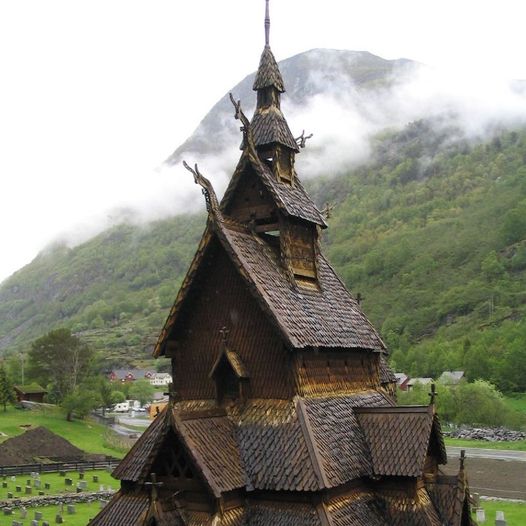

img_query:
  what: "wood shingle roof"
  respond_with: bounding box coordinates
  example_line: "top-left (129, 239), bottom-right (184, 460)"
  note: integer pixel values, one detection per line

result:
top-left (253, 45), bottom-right (285, 92)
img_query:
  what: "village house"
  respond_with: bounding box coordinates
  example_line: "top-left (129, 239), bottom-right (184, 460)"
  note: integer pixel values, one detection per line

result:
top-left (13, 383), bottom-right (47, 404)
top-left (91, 3), bottom-right (473, 525)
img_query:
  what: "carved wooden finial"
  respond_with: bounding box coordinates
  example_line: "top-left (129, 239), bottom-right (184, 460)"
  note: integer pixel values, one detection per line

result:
top-left (429, 383), bottom-right (437, 405)
top-left (265, 0), bottom-right (270, 47)
top-left (321, 202), bottom-right (335, 219)
top-left (295, 130), bottom-right (313, 149)
top-left (219, 326), bottom-right (230, 345)
top-left (460, 449), bottom-right (466, 471)
top-left (183, 161), bottom-right (221, 216)
top-left (356, 293), bottom-right (363, 305)
top-left (145, 473), bottom-right (163, 502)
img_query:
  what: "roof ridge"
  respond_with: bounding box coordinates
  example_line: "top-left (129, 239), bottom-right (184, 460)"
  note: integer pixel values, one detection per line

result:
top-left (295, 397), bottom-right (330, 489)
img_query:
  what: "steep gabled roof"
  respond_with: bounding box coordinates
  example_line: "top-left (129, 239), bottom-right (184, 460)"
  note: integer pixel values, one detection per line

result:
top-left (221, 152), bottom-right (327, 227)
top-left (113, 405), bottom-right (171, 482)
top-left (154, 216), bottom-right (385, 355)
top-left (252, 106), bottom-right (299, 151)
top-left (355, 406), bottom-right (447, 477)
top-left (253, 46), bottom-right (285, 92)
top-left (89, 491), bottom-right (150, 526)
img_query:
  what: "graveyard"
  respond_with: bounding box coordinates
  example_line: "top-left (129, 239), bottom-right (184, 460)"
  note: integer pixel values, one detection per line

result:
top-left (0, 468), bottom-right (117, 525)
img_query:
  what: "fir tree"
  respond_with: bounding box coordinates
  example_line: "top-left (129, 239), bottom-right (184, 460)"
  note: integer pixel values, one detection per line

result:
top-left (0, 365), bottom-right (14, 411)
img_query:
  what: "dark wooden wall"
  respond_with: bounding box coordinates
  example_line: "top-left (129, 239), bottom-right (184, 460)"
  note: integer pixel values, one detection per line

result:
top-left (170, 238), bottom-right (292, 400)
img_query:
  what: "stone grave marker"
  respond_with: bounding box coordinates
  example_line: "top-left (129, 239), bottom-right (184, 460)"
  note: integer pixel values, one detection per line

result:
top-left (65, 478), bottom-right (72, 486)
top-left (35, 510), bottom-right (43, 520)
top-left (59, 471), bottom-right (66, 477)
top-left (26, 479), bottom-right (31, 486)
top-left (10, 476), bottom-right (16, 482)
top-left (15, 485), bottom-right (21, 492)
top-left (31, 471), bottom-right (38, 478)
top-left (25, 485), bottom-right (32, 495)
top-left (55, 514), bottom-right (64, 524)
top-left (31, 520), bottom-right (39, 526)
top-left (99, 484), bottom-right (105, 491)
top-left (11, 521), bottom-right (22, 526)
top-left (39, 490), bottom-right (45, 495)
top-left (76, 486), bottom-right (82, 493)
top-left (67, 504), bottom-right (76, 515)
top-left (4, 508), bottom-right (12, 515)
top-left (93, 474), bottom-right (99, 483)
top-left (79, 471), bottom-right (84, 479)
top-left (43, 521), bottom-right (50, 526)
top-left (20, 508), bottom-right (27, 519)
top-left (34, 479), bottom-right (41, 488)
top-left (7, 491), bottom-right (13, 498)
top-left (495, 511), bottom-right (507, 526)
top-left (45, 482), bottom-right (51, 490)
top-left (2, 481), bottom-right (7, 488)
top-left (79, 480), bottom-right (88, 490)
top-left (99, 499), bottom-right (108, 509)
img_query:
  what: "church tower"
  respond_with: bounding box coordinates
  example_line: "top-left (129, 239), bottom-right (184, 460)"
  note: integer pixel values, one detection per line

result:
top-left (91, 3), bottom-right (474, 525)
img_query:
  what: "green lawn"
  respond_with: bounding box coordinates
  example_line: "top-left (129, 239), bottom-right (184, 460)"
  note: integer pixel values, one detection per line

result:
top-left (0, 500), bottom-right (102, 526)
top-left (474, 500), bottom-right (526, 525)
top-left (0, 405), bottom-right (125, 458)
top-left (445, 437), bottom-right (526, 451)
top-left (505, 393), bottom-right (526, 414)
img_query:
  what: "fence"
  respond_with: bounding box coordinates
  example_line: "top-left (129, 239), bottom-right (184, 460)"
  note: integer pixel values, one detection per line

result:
top-left (0, 458), bottom-right (120, 477)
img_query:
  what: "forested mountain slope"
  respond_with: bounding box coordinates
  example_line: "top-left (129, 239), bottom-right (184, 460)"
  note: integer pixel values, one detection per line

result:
top-left (1, 123), bottom-right (525, 390)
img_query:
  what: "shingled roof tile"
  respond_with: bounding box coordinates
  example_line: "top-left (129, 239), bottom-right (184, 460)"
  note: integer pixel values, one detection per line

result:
top-left (88, 491), bottom-right (149, 526)
top-left (251, 107), bottom-right (299, 151)
top-left (253, 46), bottom-right (285, 92)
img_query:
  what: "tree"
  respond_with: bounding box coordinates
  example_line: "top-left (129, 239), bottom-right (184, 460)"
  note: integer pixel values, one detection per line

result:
top-left (62, 386), bottom-right (100, 421)
top-left (97, 378), bottom-right (125, 416)
top-left (0, 365), bottom-right (15, 411)
top-left (28, 329), bottom-right (95, 403)
top-left (128, 379), bottom-right (155, 407)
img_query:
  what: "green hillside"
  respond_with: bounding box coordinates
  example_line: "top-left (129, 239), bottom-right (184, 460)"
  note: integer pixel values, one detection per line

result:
top-left (1, 121), bottom-right (526, 391)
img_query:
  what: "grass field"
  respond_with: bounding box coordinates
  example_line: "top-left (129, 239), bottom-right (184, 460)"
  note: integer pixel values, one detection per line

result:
top-left (445, 437), bottom-right (526, 451)
top-left (0, 500), bottom-right (102, 525)
top-left (0, 406), bottom-right (125, 458)
top-left (474, 500), bottom-right (526, 525)
top-left (505, 393), bottom-right (526, 414)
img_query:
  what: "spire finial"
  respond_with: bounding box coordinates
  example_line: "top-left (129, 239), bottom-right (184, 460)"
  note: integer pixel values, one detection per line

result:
top-left (265, 0), bottom-right (270, 46)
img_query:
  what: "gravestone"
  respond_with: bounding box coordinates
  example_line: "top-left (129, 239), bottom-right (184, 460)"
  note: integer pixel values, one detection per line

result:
top-left (11, 521), bottom-right (22, 526)
top-left (3, 508), bottom-right (12, 515)
top-left (7, 491), bottom-right (13, 498)
top-left (20, 508), bottom-right (27, 519)
top-left (31, 472), bottom-right (38, 478)
top-left (43, 522), bottom-right (50, 526)
top-left (45, 482), bottom-right (50, 490)
top-left (67, 504), bottom-right (76, 515)
top-left (78, 472), bottom-right (84, 479)
top-left (495, 511), bottom-right (507, 526)
top-left (39, 490), bottom-right (45, 495)
top-left (93, 475), bottom-right (99, 483)
top-left (76, 486), bottom-right (82, 493)
top-left (65, 478), bottom-right (72, 486)
top-left (79, 480), bottom-right (88, 490)
top-left (35, 511), bottom-right (43, 520)
top-left (31, 521), bottom-right (38, 526)
top-left (59, 471), bottom-right (66, 477)
top-left (99, 499), bottom-right (108, 509)
top-left (10, 476), bottom-right (16, 482)
top-left (34, 479), bottom-right (41, 489)
top-left (26, 479), bottom-right (31, 486)
top-left (15, 485), bottom-right (21, 492)
top-left (55, 514), bottom-right (64, 524)
top-left (25, 485), bottom-right (32, 495)
top-left (2, 481), bottom-right (7, 488)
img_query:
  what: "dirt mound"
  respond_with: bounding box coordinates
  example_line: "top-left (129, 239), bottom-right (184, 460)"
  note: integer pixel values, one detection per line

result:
top-left (0, 426), bottom-right (87, 466)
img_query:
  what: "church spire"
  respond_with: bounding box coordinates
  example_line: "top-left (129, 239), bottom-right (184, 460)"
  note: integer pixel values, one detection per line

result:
top-left (265, 0), bottom-right (270, 47)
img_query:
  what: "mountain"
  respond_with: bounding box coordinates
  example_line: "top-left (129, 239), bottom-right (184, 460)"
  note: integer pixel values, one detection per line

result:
top-left (1, 49), bottom-right (526, 392)
top-left (166, 48), bottom-right (419, 164)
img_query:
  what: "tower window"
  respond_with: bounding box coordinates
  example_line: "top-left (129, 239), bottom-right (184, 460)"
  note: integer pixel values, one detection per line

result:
top-left (209, 348), bottom-right (250, 404)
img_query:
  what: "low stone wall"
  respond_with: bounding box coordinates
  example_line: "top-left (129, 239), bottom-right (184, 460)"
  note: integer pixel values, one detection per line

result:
top-left (0, 490), bottom-right (116, 510)
top-left (445, 426), bottom-right (526, 441)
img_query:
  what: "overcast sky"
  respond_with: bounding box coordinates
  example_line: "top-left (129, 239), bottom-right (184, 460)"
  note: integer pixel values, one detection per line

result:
top-left (1, 0), bottom-right (526, 284)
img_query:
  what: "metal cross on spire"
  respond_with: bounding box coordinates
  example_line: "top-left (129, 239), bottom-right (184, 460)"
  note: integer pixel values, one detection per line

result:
top-left (265, 0), bottom-right (271, 46)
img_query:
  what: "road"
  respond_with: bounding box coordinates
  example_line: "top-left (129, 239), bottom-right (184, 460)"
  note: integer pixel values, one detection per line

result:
top-left (447, 446), bottom-right (526, 462)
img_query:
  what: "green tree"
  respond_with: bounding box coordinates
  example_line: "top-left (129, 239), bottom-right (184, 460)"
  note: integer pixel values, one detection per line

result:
top-left (28, 329), bottom-right (95, 403)
top-left (97, 378), bottom-right (126, 416)
top-left (128, 379), bottom-right (155, 407)
top-left (0, 365), bottom-right (15, 411)
top-left (61, 387), bottom-right (100, 422)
